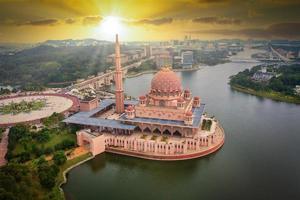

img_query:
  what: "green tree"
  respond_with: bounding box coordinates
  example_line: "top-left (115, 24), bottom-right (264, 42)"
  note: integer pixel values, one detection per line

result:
top-left (53, 151), bottom-right (67, 165)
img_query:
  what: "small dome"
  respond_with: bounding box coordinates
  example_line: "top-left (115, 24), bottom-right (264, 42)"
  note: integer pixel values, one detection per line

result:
top-left (178, 98), bottom-right (185, 102)
top-left (126, 105), bottom-right (134, 111)
top-left (151, 67), bottom-right (182, 93)
top-left (186, 111), bottom-right (193, 116)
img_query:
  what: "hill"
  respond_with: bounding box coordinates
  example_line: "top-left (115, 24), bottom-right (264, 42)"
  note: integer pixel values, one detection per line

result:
top-left (0, 43), bottom-right (115, 88)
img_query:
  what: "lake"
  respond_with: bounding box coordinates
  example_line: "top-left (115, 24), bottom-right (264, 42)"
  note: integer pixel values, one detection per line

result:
top-left (63, 49), bottom-right (300, 200)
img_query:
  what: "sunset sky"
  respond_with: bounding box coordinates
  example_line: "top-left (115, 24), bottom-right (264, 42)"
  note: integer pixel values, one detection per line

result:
top-left (0, 0), bottom-right (300, 43)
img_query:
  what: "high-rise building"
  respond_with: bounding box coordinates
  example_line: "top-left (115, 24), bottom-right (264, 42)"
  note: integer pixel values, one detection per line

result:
top-left (155, 54), bottom-right (173, 68)
top-left (144, 45), bottom-right (151, 57)
top-left (181, 51), bottom-right (194, 68)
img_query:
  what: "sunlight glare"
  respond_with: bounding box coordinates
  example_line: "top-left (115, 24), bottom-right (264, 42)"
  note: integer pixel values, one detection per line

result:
top-left (94, 16), bottom-right (127, 41)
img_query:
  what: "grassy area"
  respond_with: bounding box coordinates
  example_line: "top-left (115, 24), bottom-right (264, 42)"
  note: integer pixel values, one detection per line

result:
top-left (0, 99), bottom-right (46, 115)
top-left (13, 131), bottom-right (76, 156)
top-left (231, 84), bottom-right (300, 104)
top-left (201, 119), bottom-right (212, 131)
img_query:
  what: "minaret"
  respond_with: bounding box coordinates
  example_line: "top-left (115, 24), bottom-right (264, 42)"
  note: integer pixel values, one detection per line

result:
top-left (114, 34), bottom-right (124, 113)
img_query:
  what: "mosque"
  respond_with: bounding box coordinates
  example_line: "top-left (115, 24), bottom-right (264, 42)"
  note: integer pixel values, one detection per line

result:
top-left (64, 35), bottom-right (225, 160)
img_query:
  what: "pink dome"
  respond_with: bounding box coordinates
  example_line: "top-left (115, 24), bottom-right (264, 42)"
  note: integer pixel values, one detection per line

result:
top-left (126, 105), bottom-right (134, 111)
top-left (151, 67), bottom-right (182, 93)
top-left (178, 98), bottom-right (185, 102)
top-left (186, 111), bottom-right (193, 116)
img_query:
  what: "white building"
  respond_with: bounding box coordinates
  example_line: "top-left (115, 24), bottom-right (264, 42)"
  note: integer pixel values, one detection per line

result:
top-left (181, 51), bottom-right (194, 68)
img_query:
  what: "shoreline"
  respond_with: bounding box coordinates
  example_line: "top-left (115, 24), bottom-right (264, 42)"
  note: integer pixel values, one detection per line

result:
top-left (230, 84), bottom-right (300, 104)
top-left (56, 153), bottom-right (94, 200)
top-left (125, 66), bottom-right (202, 78)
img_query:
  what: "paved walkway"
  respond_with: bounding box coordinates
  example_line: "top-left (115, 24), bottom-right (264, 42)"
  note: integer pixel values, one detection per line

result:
top-left (0, 129), bottom-right (9, 166)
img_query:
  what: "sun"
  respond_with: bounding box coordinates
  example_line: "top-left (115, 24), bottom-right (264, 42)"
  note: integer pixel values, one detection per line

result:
top-left (101, 16), bottom-right (123, 34)
top-left (94, 16), bottom-right (127, 41)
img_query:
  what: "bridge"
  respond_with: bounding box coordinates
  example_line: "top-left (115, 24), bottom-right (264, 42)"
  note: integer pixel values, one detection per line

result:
top-left (230, 58), bottom-right (261, 63)
top-left (270, 46), bottom-right (291, 63)
top-left (72, 57), bottom-right (153, 90)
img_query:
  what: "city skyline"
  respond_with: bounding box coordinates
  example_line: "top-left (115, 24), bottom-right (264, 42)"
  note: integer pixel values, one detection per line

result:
top-left (0, 0), bottom-right (300, 43)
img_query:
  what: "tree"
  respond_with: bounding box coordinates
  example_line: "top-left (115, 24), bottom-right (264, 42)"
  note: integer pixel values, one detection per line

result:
top-left (35, 131), bottom-right (50, 143)
top-left (18, 152), bottom-right (31, 163)
top-left (54, 139), bottom-right (75, 151)
top-left (38, 171), bottom-right (55, 189)
top-left (53, 151), bottom-right (67, 165)
top-left (0, 163), bottom-right (37, 200)
top-left (37, 162), bottom-right (59, 189)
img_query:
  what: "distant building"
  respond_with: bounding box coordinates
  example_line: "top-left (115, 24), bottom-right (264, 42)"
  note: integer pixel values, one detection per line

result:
top-left (252, 72), bottom-right (274, 82)
top-left (155, 54), bottom-right (173, 68)
top-left (144, 45), bottom-right (151, 57)
top-left (286, 51), bottom-right (296, 59)
top-left (206, 43), bottom-right (216, 51)
top-left (106, 54), bottom-right (129, 64)
top-left (173, 56), bottom-right (182, 66)
top-left (294, 85), bottom-right (300, 96)
top-left (261, 66), bottom-right (267, 73)
top-left (252, 67), bottom-right (274, 82)
top-left (106, 49), bottom-right (144, 64)
top-left (181, 51), bottom-right (194, 68)
top-left (151, 47), bottom-right (168, 57)
top-left (217, 43), bottom-right (228, 51)
top-left (228, 43), bottom-right (243, 53)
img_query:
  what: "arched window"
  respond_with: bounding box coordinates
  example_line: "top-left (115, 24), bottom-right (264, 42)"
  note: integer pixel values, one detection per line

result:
top-left (143, 127), bottom-right (151, 133)
top-left (163, 129), bottom-right (171, 135)
top-left (153, 128), bottom-right (161, 134)
top-left (173, 130), bottom-right (181, 137)
top-left (134, 126), bottom-right (142, 132)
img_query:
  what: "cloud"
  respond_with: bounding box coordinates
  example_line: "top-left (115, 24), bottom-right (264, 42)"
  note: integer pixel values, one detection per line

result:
top-left (192, 17), bottom-right (242, 25)
top-left (65, 18), bottom-right (76, 24)
top-left (20, 19), bottom-right (59, 26)
top-left (82, 15), bottom-right (102, 25)
top-left (196, 0), bottom-right (230, 3)
top-left (247, 9), bottom-right (263, 18)
top-left (186, 22), bottom-right (300, 39)
top-left (134, 17), bottom-right (173, 26)
top-left (267, 22), bottom-right (300, 37)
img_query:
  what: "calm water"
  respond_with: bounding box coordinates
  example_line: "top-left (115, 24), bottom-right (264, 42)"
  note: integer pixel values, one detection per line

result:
top-left (63, 50), bottom-right (300, 200)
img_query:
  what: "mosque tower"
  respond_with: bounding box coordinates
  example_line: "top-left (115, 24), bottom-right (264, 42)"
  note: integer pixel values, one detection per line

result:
top-left (114, 34), bottom-right (124, 113)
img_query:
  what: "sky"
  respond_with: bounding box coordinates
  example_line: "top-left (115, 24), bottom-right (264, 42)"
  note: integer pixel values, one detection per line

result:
top-left (0, 0), bottom-right (300, 43)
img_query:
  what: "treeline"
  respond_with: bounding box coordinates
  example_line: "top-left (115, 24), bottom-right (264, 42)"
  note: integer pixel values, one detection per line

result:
top-left (0, 44), bottom-right (115, 88)
top-left (0, 153), bottom-right (67, 200)
top-left (230, 64), bottom-right (300, 96)
top-left (0, 163), bottom-right (42, 199)
top-left (6, 113), bottom-right (77, 163)
top-left (128, 59), bottom-right (157, 73)
top-left (195, 50), bottom-right (229, 66)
